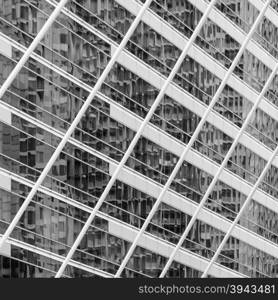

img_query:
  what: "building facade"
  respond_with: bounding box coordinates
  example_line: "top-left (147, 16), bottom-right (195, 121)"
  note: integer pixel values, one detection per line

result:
top-left (0, 0), bottom-right (278, 278)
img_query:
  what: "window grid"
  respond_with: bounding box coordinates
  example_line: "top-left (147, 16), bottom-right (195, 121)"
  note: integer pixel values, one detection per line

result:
top-left (1, 0), bottom-right (278, 278)
top-left (115, 0), bottom-right (274, 278)
top-left (0, 0), bottom-right (154, 277)
top-left (160, 0), bottom-right (277, 278)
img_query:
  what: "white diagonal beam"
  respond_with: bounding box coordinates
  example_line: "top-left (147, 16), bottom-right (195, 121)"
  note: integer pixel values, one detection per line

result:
top-left (54, 0), bottom-right (219, 278)
top-left (0, 0), bottom-right (69, 101)
top-left (0, 0), bottom-right (153, 255)
top-left (115, 0), bottom-right (272, 278)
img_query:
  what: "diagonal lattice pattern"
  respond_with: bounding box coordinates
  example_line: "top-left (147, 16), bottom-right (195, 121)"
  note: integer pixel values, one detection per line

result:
top-left (0, 0), bottom-right (278, 278)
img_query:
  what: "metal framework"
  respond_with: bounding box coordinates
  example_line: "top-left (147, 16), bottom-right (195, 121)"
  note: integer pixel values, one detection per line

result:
top-left (57, 0), bottom-right (219, 278)
top-left (0, 0), bottom-right (70, 250)
top-left (0, 0), bottom-right (277, 278)
top-left (115, 0), bottom-right (273, 278)
top-left (159, 0), bottom-right (274, 277)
